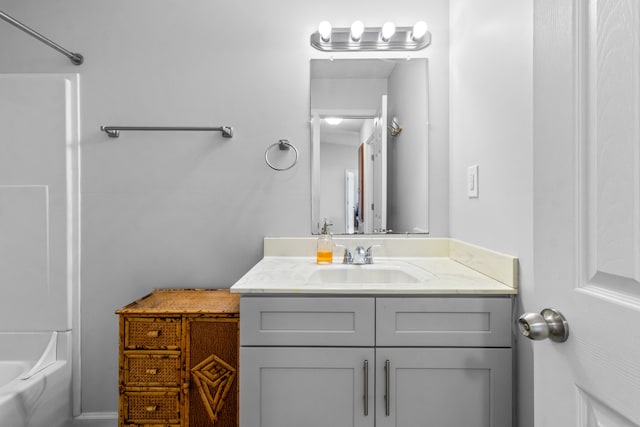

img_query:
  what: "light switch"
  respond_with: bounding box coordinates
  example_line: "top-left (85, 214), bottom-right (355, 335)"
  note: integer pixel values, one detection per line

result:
top-left (467, 165), bottom-right (479, 198)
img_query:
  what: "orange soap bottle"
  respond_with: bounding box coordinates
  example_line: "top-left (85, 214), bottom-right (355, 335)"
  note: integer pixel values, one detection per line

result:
top-left (316, 219), bottom-right (334, 264)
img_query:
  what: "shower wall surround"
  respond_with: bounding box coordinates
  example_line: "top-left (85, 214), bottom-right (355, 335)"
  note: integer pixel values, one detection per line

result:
top-left (0, 74), bottom-right (79, 333)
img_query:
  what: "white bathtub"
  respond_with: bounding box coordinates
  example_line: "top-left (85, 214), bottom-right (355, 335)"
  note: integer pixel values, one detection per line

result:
top-left (0, 331), bottom-right (71, 427)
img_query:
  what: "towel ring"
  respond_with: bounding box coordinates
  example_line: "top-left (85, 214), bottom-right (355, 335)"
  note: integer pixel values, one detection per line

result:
top-left (265, 139), bottom-right (298, 171)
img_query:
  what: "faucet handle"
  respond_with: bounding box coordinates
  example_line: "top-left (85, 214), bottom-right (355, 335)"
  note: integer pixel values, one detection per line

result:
top-left (342, 248), bottom-right (353, 264)
top-left (364, 245), bottom-right (381, 264)
top-left (349, 246), bottom-right (366, 264)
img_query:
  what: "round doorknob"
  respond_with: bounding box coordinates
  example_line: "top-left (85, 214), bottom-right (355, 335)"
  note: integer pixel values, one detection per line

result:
top-left (518, 308), bottom-right (569, 342)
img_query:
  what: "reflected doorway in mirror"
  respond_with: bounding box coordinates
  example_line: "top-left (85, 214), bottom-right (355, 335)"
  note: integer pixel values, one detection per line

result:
top-left (310, 58), bottom-right (429, 234)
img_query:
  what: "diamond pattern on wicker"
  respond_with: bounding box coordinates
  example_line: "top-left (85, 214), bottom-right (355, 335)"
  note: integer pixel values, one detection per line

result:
top-left (190, 354), bottom-right (237, 424)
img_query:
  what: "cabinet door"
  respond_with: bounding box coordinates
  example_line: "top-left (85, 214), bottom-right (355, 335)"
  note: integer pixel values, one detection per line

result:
top-left (376, 348), bottom-right (511, 427)
top-left (187, 318), bottom-right (239, 427)
top-left (240, 347), bottom-right (374, 427)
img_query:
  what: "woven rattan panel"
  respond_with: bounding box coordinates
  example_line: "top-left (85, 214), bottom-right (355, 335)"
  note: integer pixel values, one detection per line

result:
top-left (124, 392), bottom-right (180, 423)
top-left (125, 318), bottom-right (181, 349)
top-left (124, 352), bottom-right (181, 387)
top-left (117, 289), bottom-right (240, 315)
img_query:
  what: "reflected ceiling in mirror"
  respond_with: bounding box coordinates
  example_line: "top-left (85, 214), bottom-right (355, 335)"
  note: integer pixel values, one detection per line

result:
top-left (310, 58), bottom-right (429, 235)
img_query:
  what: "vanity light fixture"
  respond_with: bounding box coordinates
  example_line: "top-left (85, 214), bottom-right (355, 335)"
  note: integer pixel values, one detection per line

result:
top-left (380, 22), bottom-right (396, 42)
top-left (388, 117), bottom-right (403, 137)
top-left (310, 20), bottom-right (431, 51)
top-left (318, 21), bottom-right (332, 42)
top-left (324, 117), bottom-right (343, 125)
top-left (411, 21), bottom-right (428, 41)
top-left (350, 20), bottom-right (365, 42)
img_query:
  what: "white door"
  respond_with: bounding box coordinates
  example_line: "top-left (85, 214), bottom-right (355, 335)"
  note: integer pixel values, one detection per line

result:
top-left (370, 95), bottom-right (387, 233)
top-left (345, 169), bottom-right (357, 234)
top-left (532, 1), bottom-right (640, 425)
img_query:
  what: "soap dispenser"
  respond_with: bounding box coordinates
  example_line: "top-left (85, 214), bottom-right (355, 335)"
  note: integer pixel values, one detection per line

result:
top-left (317, 219), bottom-right (334, 264)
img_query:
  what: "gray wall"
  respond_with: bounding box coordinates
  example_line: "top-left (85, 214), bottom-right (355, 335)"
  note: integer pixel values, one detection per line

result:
top-left (387, 60), bottom-right (429, 233)
top-left (0, 0), bottom-right (450, 416)
top-left (449, 1), bottom-right (533, 426)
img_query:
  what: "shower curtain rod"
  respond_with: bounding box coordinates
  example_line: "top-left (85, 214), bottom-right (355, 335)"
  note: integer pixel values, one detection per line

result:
top-left (0, 10), bottom-right (84, 65)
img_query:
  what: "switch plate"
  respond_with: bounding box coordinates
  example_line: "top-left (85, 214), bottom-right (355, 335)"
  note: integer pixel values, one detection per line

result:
top-left (467, 165), bottom-right (479, 198)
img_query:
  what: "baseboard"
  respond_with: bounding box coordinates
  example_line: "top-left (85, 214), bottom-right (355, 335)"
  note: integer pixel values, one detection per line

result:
top-left (71, 412), bottom-right (117, 427)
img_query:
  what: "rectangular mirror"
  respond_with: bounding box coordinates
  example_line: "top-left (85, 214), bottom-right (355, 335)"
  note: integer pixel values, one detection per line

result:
top-left (310, 58), bottom-right (429, 234)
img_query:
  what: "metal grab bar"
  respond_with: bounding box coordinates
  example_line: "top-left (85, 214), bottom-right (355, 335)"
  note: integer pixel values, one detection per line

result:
top-left (0, 10), bottom-right (84, 65)
top-left (100, 125), bottom-right (234, 138)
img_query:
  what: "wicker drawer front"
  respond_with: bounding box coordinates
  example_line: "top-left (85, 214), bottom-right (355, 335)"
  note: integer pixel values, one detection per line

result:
top-left (124, 317), bottom-right (181, 349)
top-left (122, 352), bottom-right (181, 387)
top-left (121, 391), bottom-right (181, 425)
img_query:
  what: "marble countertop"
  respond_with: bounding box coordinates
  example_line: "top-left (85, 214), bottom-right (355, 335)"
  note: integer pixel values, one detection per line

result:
top-left (230, 256), bottom-right (517, 295)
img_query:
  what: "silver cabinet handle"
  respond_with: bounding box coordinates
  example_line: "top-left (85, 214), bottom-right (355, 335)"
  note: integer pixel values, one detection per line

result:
top-left (384, 359), bottom-right (390, 416)
top-left (518, 308), bottom-right (569, 342)
top-left (363, 360), bottom-right (369, 416)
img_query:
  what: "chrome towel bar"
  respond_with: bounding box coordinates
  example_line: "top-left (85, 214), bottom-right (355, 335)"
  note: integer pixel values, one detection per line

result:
top-left (0, 10), bottom-right (84, 65)
top-left (100, 125), bottom-right (234, 138)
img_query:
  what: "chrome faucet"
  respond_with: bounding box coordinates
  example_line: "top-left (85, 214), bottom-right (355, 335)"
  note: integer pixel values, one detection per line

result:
top-left (343, 245), bottom-right (377, 265)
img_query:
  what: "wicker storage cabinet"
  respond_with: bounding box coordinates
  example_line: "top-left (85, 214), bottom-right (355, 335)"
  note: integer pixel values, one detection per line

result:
top-left (117, 289), bottom-right (239, 427)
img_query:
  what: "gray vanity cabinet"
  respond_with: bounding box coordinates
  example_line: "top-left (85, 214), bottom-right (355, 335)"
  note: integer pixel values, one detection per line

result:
top-left (239, 296), bottom-right (512, 427)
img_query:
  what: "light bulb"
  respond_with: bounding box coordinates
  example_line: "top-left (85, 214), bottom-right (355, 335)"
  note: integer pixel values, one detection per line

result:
top-left (324, 117), bottom-right (343, 125)
top-left (381, 22), bottom-right (396, 42)
top-left (318, 21), bottom-right (332, 42)
top-left (411, 21), bottom-right (428, 40)
top-left (350, 20), bottom-right (365, 42)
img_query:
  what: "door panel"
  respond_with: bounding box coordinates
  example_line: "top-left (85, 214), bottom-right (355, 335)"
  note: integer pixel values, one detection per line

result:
top-left (188, 319), bottom-right (239, 427)
top-left (534, 0), bottom-right (640, 424)
top-left (371, 95), bottom-right (387, 232)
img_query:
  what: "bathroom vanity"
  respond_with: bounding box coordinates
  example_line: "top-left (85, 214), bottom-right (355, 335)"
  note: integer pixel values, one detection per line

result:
top-left (231, 237), bottom-right (518, 427)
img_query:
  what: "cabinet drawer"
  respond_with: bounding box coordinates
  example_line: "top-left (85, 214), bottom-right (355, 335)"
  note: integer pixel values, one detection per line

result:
top-left (124, 317), bottom-right (182, 350)
top-left (376, 297), bottom-right (512, 347)
top-left (240, 297), bottom-right (375, 346)
top-left (121, 391), bottom-right (181, 425)
top-left (122, 351), bottom-right (181, 387)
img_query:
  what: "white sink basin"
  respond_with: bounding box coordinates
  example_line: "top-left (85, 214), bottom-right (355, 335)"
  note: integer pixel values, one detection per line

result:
top-left (309, 264), bottom-right (432, 284)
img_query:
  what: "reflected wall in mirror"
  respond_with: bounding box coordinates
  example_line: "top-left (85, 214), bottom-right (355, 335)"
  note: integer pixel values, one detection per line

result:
top-left (311, 58), bottom-right (429, 234)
